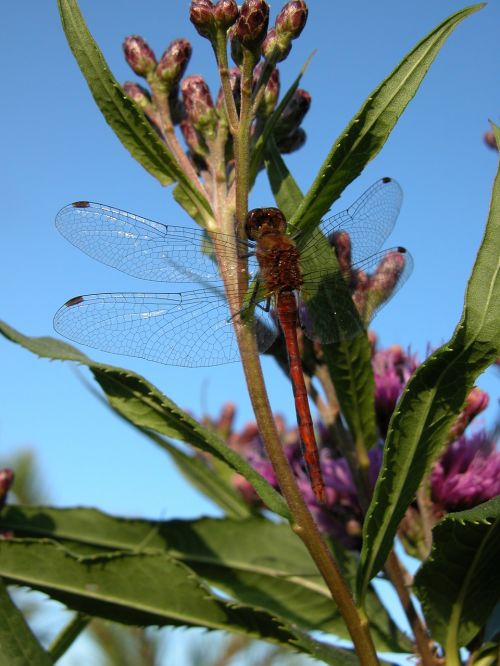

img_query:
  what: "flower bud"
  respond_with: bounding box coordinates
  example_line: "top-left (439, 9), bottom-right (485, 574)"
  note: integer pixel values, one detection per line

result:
top-left (180, 120), bottom-right (209, 172)
top-left (234, 0), bottom-right (270, 51)
top-left (156, 39), bottom-right (192, 89)
top-left (362, 249), bottom-right (407, 322)
top-left (229, 25), bottom-right (244, 66)
top-left (484, 130), bottom-right (498, 152)
top-left (276, 88), bottom-right (311, 136)
top-left (0, 468), bottom-right (14, 509)
top-left (123, 81), bottom-right (154, 113)
top-left (253, 64), bottom-right (279, 116)
top-left (213, 0), bottom-right (239, 29)
top-left (190, 0), bottom-right (216, 39)
top-left (261, 28), bottom-right (291, 63)
top-left (275, 1), bottom-right (308, 40)
top-left (276, 127), bottom-right (306, 154)
top-left (329, 231), bottom-right (352, 276)
top-left (449, 386), bottom-right (490, 441)
top-left (181, 75), bottom-right (218, 135)
top-left (123, 35), bottom-right (157, 78)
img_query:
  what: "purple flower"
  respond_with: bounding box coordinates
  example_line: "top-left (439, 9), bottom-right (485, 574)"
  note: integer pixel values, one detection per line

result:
top-left (372, 344), bottom-right (419, 436)
top-left (431, 431), bottom-right (500, 513)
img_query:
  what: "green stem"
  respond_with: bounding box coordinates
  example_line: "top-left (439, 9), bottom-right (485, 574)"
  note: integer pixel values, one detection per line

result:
top-left (213, 30), bottom-right (239, 134)
top-left (48, 613), bottom-right (89, 661)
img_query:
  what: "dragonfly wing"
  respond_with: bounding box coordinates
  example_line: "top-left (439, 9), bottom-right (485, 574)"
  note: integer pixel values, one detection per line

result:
top-left (299, 247), bottom-right (413, 344)
top-left (299, 177), bottom-right (403, 265)
top-left (54, 289), bottom-right (278, 367)
top-left (56, 202), bottom-right (258, 283)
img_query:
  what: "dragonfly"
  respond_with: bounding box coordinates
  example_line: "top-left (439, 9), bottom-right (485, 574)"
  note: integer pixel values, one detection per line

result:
top-left (54, 177), bottom-right (412, 503)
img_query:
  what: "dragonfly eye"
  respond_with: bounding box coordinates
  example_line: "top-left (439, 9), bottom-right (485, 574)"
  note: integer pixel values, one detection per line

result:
top-left (245, 207), bottom-right (287, 240)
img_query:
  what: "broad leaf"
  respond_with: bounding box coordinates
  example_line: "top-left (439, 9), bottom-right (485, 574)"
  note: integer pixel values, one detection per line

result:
top-left (0, 538), bottom-right (362, 666)
top-left (0, 321), bottom-right (289, 520)
top-left (288, 5), bottom-right (484, 237)
top-left (413, 497), bottom-right (500, 649)
top-left (57, 0), bottom-right (212, 225)
top-left (1, 506), bottom-right (411, 653)
top-left (0, 580), bottom-right (53, 666)
top-left (357, 131), bottom-right (500, 602)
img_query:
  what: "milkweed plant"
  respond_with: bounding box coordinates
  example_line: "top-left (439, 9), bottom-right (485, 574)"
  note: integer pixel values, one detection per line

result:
top-left (0, 2), bottom-right (499, 665)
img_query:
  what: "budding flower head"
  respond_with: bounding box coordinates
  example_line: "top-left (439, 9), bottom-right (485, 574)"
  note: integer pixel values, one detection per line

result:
top-left (448, 386), bottom-right (489, 442)
top-left (123, 35), bottom-right (157, 78)
top-left (275, 88), bottom-right (311, 136)
top-left (234, 0), bottom-right (270, 51)
top-left (190, 0), bottom-right (216, 39)
top-left (275, 1), bottom-right (308, 40)
top-left (276, 127), bottom-right (306, 154)
top-left (181, 75), bottom-right (218, 134)
top-left (123, 81), bottom-right (153, 112)
top-left (253, 64), bottom-right (280, 116)
top-left (213, 0), bottom-right (239, 29)
top-left (156, 39), bottom-right (192, 89)
top-left (262, 28), bottom-right (291, 63)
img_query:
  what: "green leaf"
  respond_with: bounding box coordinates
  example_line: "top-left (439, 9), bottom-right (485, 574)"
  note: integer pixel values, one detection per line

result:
top-left (265, 151), bottom-right (377, 454)
top-left (0, 579), bottom-right (53, 666)
top-left (57, 0), bottom-right (212, 225)
top-left (0, 539), bottom-right (362, 666)
top-left (288, 4), bottom-right (484, 237)
top-left (357, 137), bottom-right (500, 602)
top-left (264, 138), bottom-right (304, 220)
top-left (413, 497), bottom-right (500, 649)
top-left (1, 506), bottom-right (411, 654)
top-left (0, 321), bottom-right (289, 520)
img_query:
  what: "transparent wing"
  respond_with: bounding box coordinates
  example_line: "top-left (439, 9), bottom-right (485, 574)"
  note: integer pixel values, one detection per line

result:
top-left (54, 289), bottom-right (279, 367)
top-left (299, 247), bottom-right (413, 343)
top-left (298, 177), bottom-right (403, 265)
top-left (56, 202), bottom-right (259, 283)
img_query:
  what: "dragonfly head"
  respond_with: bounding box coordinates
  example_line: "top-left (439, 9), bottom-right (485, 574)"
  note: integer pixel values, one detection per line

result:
top-left (245, 207), bottom-right (287, 241)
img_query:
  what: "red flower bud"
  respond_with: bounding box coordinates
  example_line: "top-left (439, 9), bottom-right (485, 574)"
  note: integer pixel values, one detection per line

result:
top-left (156, 39), bottom-right (192, 88)
top-left (180, 120), bottom-right (209, 172)
top-left (275, 1), bottom-right (308, 40)
top-left (484, 130), bottom-right (498, 152)
top-left (217, 67), bottom-right (241, 113)
top-left (276, 127), bottom-right (306, 154)
top-left (449, 387), bottom-right (490, 441)
top-left (276, 88), bottom-right (311, 135)
top-left (213, 0), bottom-right (239, 29)
top-left (234, 0), bottom-right (270, 51)
top-left (261, 28), bottom-right (291, 62)
top-left (253, 63), bottom-right (280, 116)
top-left (123, 35), bottom-right (157, 78)
top-left (123, 81), bottom-right (153, 112)
top-left (190, 0), bottom-right (216, 39)
top-left (181, 75), bottom-right (218, 135)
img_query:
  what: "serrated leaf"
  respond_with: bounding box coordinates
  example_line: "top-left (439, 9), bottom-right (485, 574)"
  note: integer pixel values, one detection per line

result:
top-left (0, 506), bottom-right (411, 654)
top-left (57, 0), bottom-right (212, 225)
top-left (0, 538), bottom-right (362, 666)
top-left (357, 133), bottom-right (500, 602)
top-left (288, 4), bottom-right (484, 237)
top-left (0, 579), bottom-right (53, 666)
top-left (413, 497), bottom-right (500, 649)
top-left (0, 321), bottom-right (289, 520)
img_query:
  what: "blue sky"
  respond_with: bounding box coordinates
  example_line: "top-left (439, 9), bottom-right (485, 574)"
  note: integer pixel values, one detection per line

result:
top-left (1, 1), bottom-right (499, 660)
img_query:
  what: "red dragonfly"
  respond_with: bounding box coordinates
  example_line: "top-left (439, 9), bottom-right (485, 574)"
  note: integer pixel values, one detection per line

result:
top-left (54, 177), bottom-right (412, 503)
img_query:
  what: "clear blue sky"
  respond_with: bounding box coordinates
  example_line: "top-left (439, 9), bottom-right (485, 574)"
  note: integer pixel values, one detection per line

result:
top-left (1, 1), bottom-right (499, 660)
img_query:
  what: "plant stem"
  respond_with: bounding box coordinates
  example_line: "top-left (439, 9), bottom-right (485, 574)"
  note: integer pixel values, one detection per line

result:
top-left (149, 79), bottom-right (208, 200)
top-left (237, 327), bottom-right (379, 666)
top-left (213, 31), bottom-right (239, 134)
top-left (385, 551), bottom-right (438, 666)
top-left (48, 612), bottom-right (89, 661)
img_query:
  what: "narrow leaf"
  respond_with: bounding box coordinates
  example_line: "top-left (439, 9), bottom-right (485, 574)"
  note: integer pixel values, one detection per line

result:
top-left (413, 497), bottom-right (500, 648)
top-left (0, 321), bottom-right (289, 520)
top-left (57, 0), bottom-right (212, 224)
top-left (289, 5), bottom-right (484, 237)
top-left (358, 137), bottom-right (500, 601)
top-left (265, 156), bottom-right (377, 454)
top-left (0, 579), bottom-right (53, 666)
